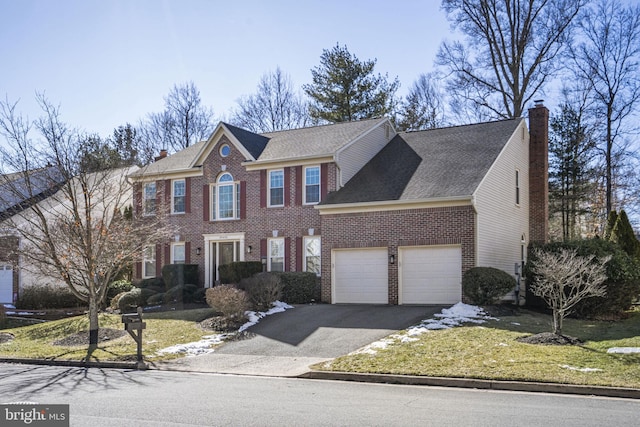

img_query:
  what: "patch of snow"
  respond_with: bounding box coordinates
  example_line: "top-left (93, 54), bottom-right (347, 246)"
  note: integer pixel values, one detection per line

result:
top-left (2, 304), bottom-right (16, 309)
top-left (607, 347), bottom-right (640, 354)
top-left (498, 343), bottom-right (509, 347)
top-left (351, 302), bottom-right (497, 355)
top-left (5, 311), bottom-right (35, 316)
top-left (155, 301), bottom-right (293, 357)
top-left (511, 322), bottom-right (521, 326)
top-left (560, 364), bottom-right (603, 373)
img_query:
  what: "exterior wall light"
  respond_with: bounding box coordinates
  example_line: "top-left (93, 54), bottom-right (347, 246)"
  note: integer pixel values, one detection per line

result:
top-left (196, 247), bottom-right (201, 256)
top-left (389, 254), bottom-right (395, 264)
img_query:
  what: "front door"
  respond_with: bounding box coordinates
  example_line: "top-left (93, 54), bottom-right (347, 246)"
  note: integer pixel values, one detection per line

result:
top-left (209, 240), bottom-right (242, 285)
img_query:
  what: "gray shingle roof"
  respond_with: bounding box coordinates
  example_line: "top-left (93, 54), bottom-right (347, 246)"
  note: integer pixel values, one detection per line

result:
top-left (257, 117), bottom-right (388, 162)
top-left (222, 123), bottom-right (270, 159)
top-left (129, 141), bottom-right (207, 177)
top-left (321, 118), bottom-right (522, 205)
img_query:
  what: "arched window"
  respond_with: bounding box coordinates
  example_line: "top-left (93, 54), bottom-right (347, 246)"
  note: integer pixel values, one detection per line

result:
top-left (216, 173), bottom-right (235, 219)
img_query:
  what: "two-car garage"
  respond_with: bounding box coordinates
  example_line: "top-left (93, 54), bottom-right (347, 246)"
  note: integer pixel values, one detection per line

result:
top-left (332, 245), bottom-right (462, 305)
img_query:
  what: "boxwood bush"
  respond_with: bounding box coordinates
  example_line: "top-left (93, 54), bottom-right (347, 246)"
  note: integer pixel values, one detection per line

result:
top-left (162, 264), bottom-right (199, 289)
top-left (277, 272), bottom-right (320, 304)
top-left (462, 267), bottom-right (516, 305)
top-left (219, 262), bottom-right (263, 284)
top-left (16, 284), bottom-right (84, 310)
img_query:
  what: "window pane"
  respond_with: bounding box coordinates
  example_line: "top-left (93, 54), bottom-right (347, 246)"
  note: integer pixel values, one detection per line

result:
top-left (173, 180), bottom-right (186, 213)
top-left (304, 237), bottom-right (321, 275)
top-left (173, 244), bottom-right (185, 264)
top-left (269, 170), bottom-right (284, 206)
top-left (218, 184), bottom-right (234, 218)
top-left (143, 246), bottom-right (156, 277)
top-left (144, 183), bottom-right (156, 215)
top-left (174, 180), bottom-right (185, 196)
top-left (305, 167), bottom-right (320, 204)
top-left (270, 239), bottom-right (285, 272)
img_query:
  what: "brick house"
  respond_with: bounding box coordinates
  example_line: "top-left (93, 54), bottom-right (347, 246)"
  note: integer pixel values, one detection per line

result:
top-left (130, 103), bottom-right (548, 305)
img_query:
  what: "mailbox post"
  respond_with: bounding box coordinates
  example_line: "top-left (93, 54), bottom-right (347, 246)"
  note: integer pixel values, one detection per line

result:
top-left (121, 306), bottom-right (147, 369)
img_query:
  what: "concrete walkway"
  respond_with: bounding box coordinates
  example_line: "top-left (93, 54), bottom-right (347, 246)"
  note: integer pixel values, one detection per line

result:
top-left (156, 304), bottom-right (442, 376)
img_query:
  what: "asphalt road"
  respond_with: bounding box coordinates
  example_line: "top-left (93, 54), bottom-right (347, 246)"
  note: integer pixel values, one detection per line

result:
top-left (1, 363), bottom-right (638, 426)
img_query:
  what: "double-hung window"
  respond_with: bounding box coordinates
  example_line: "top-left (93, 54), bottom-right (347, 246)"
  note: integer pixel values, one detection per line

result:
top-left (171, 242), bottom-right (186, 264)
top-left (268, 170), bottom-right (284, 207)
top-left (268, 238), bottom-right (285, 272)
top-left (211, 173), bottom-right (240, 220)
top-left (143, 246), bottom-right (156, 278)
top-left (304, 166), bottom-right (320, 204)
top-left (143, 182), bottom-right (156, 215)
top-left (304, 236), bottom-right (321, 275)
top-left (172, 179), bottom-right (186, 214)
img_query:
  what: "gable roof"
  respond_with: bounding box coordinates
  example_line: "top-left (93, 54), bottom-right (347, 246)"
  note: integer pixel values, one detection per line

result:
top-left (320, 118), bottom-right (523, 205)
top-left (130, 118), bottom-right (390, 178)
top-left (256, 117), bottom-right (388, 162)
top-left (0, 166), bottom-right (65, 219)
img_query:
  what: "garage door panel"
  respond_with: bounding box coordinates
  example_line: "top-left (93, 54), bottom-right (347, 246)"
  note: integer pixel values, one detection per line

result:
top-left (333, 249), bottom-right (388, 304)
top-left (400, 246), bottom-right (461, 305)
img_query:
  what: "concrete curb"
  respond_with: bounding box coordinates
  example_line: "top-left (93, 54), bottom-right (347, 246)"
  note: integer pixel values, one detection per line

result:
top-left (298, 370), bottom-right (640, 399)
top-left (0, 357), bottom-right (146, 370)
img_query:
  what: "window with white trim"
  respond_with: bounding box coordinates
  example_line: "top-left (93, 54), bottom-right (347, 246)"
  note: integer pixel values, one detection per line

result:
top-left (268, 169), bottom-right (284, 207)
top-left (171, 242), bottom-right (186, 264)
top-left (211, 173), bottom-right (240, 220)
top-left (143, 246), bottom-right (156, 278)
top-left (172, 179), bottom-right (186, 214)
top-left (304, 166), bottom-right (320, 204)
top-left (143, 182), bottom-right (156, 215)
top-left (304, 236), bottom-right (321, 276)
top-left (268, 238), bottom-right (285, 272)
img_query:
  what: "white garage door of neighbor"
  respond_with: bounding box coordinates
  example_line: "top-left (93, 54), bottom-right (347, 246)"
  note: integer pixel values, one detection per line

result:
top-left (399, 246), bottom-right (462, 305)
top-left (333, 248), bottom-right (388, 304)
top-left (0, 265), bottom-right (13, 303)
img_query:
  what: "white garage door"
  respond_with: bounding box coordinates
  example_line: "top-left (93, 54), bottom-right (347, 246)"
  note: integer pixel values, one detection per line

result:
top-left (0, 265), bottom-right (13, 303)
top-left (399, 246), bottom-right (462, 304)
top-left (333, 248), bottom-right (388, 304)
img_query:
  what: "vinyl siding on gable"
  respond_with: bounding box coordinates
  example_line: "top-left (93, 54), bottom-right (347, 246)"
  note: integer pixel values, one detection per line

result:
top-left (474, 120), bottom-right (529, 278)
top-left (336, 123), bottom-right (394, 187)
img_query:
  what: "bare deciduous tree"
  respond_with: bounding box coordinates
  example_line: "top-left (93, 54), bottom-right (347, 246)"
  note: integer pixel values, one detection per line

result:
top-left (571, 0), bottom-right (640, 216)
top-left (231, 68), bottom-right (311, 133)
top-left (396, 73), bottom-right (446, 131)
top-left (437, 0), bottom-right (585, 120)
top-left (0, 95), bottom-right (174, 347)
top-left (529, 248), bottom-right (609, 335)
top-left (140, 81), bottom-right (215, 153)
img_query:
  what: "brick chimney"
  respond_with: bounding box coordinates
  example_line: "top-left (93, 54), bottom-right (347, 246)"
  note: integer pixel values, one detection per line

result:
top-left (154, 149), bottom-right (168, 162)
top-left (528, 100), bottom-right (549, 244)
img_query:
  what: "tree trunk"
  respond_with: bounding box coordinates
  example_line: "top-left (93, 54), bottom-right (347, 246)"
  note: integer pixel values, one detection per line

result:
top-left (88, 297), bottom-right (99, 346)
top-left (552, 310), bottom-right (563, 336)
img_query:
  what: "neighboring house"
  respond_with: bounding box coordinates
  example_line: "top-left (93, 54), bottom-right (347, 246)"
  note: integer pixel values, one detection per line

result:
top-left (0, 167), bottom-right (65, 304)
top-left (130, 102), bottom-right (549, 305)
top-left (0, 166), bottom-right (137, 304)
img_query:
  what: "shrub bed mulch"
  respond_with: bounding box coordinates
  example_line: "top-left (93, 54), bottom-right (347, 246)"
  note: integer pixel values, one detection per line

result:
top-left (52, 328), bottom-right (128, 347)
top-left (516, 332), bottom-right (582, 345)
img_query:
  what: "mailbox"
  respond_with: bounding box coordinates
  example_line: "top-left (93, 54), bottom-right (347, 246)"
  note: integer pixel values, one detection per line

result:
top-left (121, 306), bottom-right (147, 369)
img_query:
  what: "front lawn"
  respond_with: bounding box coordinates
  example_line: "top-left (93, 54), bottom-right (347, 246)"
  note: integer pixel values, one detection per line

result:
top-left (0, 308), bottom-right (218, 363)
top-left (319, 307), bottom-right (640, 389)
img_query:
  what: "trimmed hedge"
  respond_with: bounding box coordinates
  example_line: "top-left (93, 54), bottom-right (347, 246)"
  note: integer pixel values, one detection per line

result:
top-left (163, 284), bottom-right (200, 304)
top-left (219, 261), bottom-right (263, 284)
top-left (526, 239), bottom-right (640, 318)
top-left (118, 288), bottom-right (157, 313)
top-left (277, 272), bottom-right (320, 304)
top-left (462, 267), bottom-right (516, 305)
top-left (162, 264), bottom-right (199, 289)
top-left (16, 285), bottom-right (85, 310)
top-left (106, 280), bottom-right (134, 302)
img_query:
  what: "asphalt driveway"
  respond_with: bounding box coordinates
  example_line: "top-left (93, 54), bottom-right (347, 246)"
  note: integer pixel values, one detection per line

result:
top-left (159, 304), bottom-right (443, 377)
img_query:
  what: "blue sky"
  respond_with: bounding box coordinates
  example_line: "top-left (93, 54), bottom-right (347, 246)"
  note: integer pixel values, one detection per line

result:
top-left (0, 0), bottom-right (451, 138)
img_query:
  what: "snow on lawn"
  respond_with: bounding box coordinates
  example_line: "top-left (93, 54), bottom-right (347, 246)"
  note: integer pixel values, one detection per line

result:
top-left (352, 302), bottom-right (496, 355)
top-left (155, 301), bottom-right (293, 357)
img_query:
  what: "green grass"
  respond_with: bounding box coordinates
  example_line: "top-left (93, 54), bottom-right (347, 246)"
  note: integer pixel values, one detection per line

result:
top-left (0, 308), bottom-right (218, 363)
top-left (320, 308), bottom-right (640, 389)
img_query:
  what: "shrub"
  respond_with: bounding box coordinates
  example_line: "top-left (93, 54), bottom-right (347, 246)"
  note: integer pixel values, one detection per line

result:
top-left (526, 239), bottom-right (640, 318)
top-left (163, 284), bottom-right (200, 303)
top-left (110, 291), bottom-right (129, 310)
top-left (118, 288), bottom-right (157, 312)
top-left (192, 287), bottom-right (207, 304)
top-left (0, 304), bottom-right (5, 320)
top-left (219, 261), bottom-right (263, 284)
top-left (162, 264), bottom-right (199, 289)
top-left (238, 272), bottom-right (283, 311)
top-left (147, 292), bottom-right (165, 306)
top-left (136, 277), bottom-right (166, 294)
top-left (16, 284), bottom-right (84, 310)
top-left (106, 280), bottom-right (134, 302)
top-left (462, 267), bottom-right (516, 305)
top-left (205, 285), bottom-right (249, 320)
top-left (278, 272), bottom-right (320, 304)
